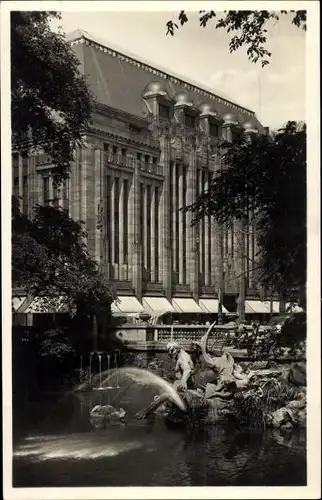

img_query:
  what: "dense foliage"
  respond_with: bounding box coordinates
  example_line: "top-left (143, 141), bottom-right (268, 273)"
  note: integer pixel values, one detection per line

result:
top-left (166, 10), bottom-right (306, 67)
top-left (11, 11), bottom-right (93, 182)
top-left (183, 121), bottom-right (306, 300)
top-left (12, 196), bottom-right (115, 315)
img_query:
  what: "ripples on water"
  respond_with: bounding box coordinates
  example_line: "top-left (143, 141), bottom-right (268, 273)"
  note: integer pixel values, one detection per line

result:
top-left (13, 387), bottom-right (306, 487)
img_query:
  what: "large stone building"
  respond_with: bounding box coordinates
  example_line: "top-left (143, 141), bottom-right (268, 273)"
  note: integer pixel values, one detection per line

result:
top-left (13, 30), bottom-right (272, 319)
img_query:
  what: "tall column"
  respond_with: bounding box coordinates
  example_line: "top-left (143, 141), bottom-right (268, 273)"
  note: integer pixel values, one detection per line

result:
top-left (110, 172), bottom-right (116, 279)
top-left (172, 162), bottom-right (177, 284)
top-left (118, 174), bottom-right (124, 281)
top-left (18, 155), bottom-right (23, 210)
top-left (198, 169), bottom-right (204, 286)
top-left (130, 163), bottom-right (142, 301)
top-left (70, 148), bottom-right (80, 221)
top-left (150, 182), bottom-right (156, 282)
top-left (159, 135), bottom-right (172, 301)
top-left (83, 143), bottom-right (96, 258)
top-left (204, 172), bottom-right (210, 286)
top-left (143, 183), bottom-right (149, 282)
top-left (94, 148), bottom-right (103, 265)
top-left (178, 164), bottom-right (184, 284)
top-left (186, 140), bottom-right (199, 300)
top-left (49, 175), bottom-right (54, 206)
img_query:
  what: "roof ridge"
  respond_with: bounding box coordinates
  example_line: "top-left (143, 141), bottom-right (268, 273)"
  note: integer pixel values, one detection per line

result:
top-left (68, 31), bottom-right (256, 117)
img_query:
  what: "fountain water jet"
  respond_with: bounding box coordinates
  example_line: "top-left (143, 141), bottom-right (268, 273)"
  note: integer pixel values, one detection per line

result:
top-left (102, 367), bottom-right (186, 412)
top-left (114, 351), bottom-right (120, 389)
top-left (88, 352), bottom-right (93, 385)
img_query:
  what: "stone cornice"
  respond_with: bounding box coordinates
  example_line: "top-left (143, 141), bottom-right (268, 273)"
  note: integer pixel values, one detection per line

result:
top-left (93, 102), bottom-right (150, 128)
top-left (71, 35), bottom-right (255, 118)
top-left (88, 126), bottom-right (160, 152)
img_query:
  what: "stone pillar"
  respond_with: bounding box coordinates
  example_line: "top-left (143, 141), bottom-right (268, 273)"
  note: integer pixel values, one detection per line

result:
top-left (110, 172), bottom-right (116, 279)
top-left (94, 148), bottom-right (103, 265)
top-left (49, 175), bottom-right (54, 206)
top-left (204, 172), bottom-right (210, 286)
top-left (70, 148), bottom-right (81, 222)
top-left (198, 169), bottom-right (204, 286)
top-left (186, 141), bottom-right (199, 300)
top-left (171, 161), bottom-right (177, 284)
top-left (119, 174), bottom-right (124, 280)
top-left (150, 182), bottom-right (156, 282)
top-left (159, 135), bottom-right (172, 301)
top-left (82, 144), bottom-right (96, 259)
top-left (131, 162), bottom-right (143, 301)
top-left (178, 164), bottom-right (184, 284)
top-left (143, 183), bottom-right (149, 282)
top-left (18, 155), bottom-right (23, 210)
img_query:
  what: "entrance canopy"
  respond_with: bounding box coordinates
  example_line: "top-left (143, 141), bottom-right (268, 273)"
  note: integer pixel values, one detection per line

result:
top-left (14, 296), bottom-right (70, 314)
top-left (142, 297), bottom-right (175, 314)
top-left (199, 299), bottom-right (228, 314)
top-left (263, 300), bottom-right (280, 314)
top-left (245, 300), bottom-right (270, 314)
top-left (172, 298), bottom-right (203, 313)
top-left (112, 296), bottom-right (145, 314)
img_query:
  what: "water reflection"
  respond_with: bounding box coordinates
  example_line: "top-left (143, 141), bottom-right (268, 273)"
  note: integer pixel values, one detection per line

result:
top-left (13, 391), bottom-right (306, 487)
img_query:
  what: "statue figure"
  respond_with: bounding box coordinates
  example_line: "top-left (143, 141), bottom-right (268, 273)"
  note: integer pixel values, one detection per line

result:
top-left (166, 341), bottom-right (195, 392)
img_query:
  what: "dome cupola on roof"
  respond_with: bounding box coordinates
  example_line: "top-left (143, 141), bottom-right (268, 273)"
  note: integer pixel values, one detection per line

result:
top-left (199, 103), bottom-right (218, 117)
top-left (143, 81), bottom-right (168, 98)
top-left (174, 92), bottom-right (194, 108)
top-left (222, 112), bottom-right (239, 126)
top-left (242, 120), bottom-right (258, 133)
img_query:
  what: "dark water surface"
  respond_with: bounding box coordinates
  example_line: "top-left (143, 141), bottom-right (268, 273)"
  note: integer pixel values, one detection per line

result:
top-left (13, 389), bottom-right (306, 487)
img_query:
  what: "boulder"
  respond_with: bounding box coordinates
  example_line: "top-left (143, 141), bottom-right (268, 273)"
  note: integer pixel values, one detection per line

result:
top-left (90, 404), bottom-right (126, 428)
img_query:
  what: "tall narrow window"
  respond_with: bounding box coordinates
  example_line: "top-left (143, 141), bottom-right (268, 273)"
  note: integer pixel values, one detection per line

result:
top-left (43, 177), bottom-right (49, 205)
top-left (209, 122), bottom-right (219, 138)
top-left (22, 156), bottom-right (28, 175)
top-left (106, 176), bottom-right (112, 265)
top-left (140, 183), bottom-right (144, 247)
top-left (182, 167), bottom-right (187, 284)
top-left (53, 184), bottom-right (59, 208)
top-left (121, 148), bottom-right (127, 166)
top-left (147, 185), bottom-right (151, 278)
top-left (114, 177), bottom-right (119, 264)
top-left (175, 165), bottom-right (180, 277)
top-left (154, 186), bottom-right (159, 282)
top-left (159, 103), bottom-right (170, 120)
top-left (123, 179), bottom-right (128, 264)
top-left (62, 179), bottom-right (69, 212)
top-left (22, 175), bottom-right (28, 214)
top-left (112, 146), bottom-right (118, 163)
top-left (104, 143), bottom-right (110, 164)
top-left (185, 113), bottom-right (195, 129)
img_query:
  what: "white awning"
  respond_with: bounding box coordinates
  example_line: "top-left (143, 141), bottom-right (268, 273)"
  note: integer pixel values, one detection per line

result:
top-left (24, 296), bottom-right (70, 313)
top-left (113, 296), bottom-right (145, 314)
top-left (199, 299), bottom-right (228, 314)
top-left (172, 298), bottom-right (203, 313)
top-left (142, 296), bottom-right (175, 314)
top-left (263, 300), bottom-right (280, 313)
top-left (286, 302), bottom-right (304, 313)
top-left (12, 296), bottom-right (26, 312)
top-left (245, 300), bottom-right (270, 314)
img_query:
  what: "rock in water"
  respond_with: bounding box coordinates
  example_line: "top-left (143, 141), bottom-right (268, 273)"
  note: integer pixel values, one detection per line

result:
top-left (288, 362), bottom-right (306, 386)
top-left (90, 404), bottom-right (126, 428)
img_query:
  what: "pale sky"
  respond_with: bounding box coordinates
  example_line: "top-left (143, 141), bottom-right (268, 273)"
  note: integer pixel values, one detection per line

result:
top-left (51, 10), bottom-right (306, 129)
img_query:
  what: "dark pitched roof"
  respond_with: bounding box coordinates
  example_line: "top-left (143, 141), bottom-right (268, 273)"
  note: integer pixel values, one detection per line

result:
top-left (70, 31), bottom-right (264, 131)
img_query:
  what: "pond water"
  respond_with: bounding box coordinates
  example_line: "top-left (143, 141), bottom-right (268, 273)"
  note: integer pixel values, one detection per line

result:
top-left (13, 388), bottom-right (306, 487)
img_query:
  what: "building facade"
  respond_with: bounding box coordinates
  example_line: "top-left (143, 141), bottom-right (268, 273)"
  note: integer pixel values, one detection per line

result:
top-left (13, 30), bottom-right (270, 318)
